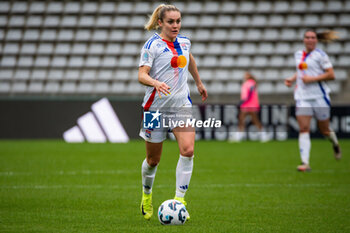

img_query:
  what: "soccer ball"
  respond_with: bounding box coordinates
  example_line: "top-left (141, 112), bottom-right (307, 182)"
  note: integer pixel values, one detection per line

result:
top-left (157, 199), bottom-right (189, 225)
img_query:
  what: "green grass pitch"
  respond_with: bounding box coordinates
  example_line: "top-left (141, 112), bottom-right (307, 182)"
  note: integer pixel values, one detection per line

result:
top-left (0, 139), bottom-right (349, 233)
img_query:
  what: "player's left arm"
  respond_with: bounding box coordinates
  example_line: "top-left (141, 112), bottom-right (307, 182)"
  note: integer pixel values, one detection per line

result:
top-left (302, 68), bottom-right (335, 84)
top-left (188, 53), bottom-right (208, 101)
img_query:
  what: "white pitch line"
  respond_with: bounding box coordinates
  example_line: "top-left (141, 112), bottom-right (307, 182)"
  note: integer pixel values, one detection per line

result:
top-left (0, 183), bottom-right (346, 190)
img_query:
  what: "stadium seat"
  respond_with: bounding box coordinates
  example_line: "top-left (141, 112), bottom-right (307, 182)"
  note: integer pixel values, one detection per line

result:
top-left (44, 16), bottom-right (60, 27)
top-left (214, 69), bottom-right (229, 81)
top-left (275, 83), bottom-right (292, 93)
top-left (75, 30), bottom-right (91, 41)
top-left (47, 2), bottom-right (63, 13)
top-left (216, 15), bottom-right (233, 27)
top-left (115, 69), bottom-right (130, 80)
top-left (118, 56), bottom-right (135, 68)
top-left (239, 2), bottom-right (255, 13)
top-left (81, 69), bottom-right (97, 81)
top-left (229, 29), bottom-right (245, 41)
top-left (257, 42), bottom-right (274, 55)
top-left (193, 29), bottom-right (211, 41)
top-left (264, 70), bottom-right (280, 80)
top-left (280, 29), bottom-right (298, 41)
top-left (55, 44), bottom-right (71, 55)
top-left (31, 69), bottom-right (47, 80)
top-left (101, 56), bottom-right (117, 68)
top-left (199, 15), bottom-right (216, 27)
top-left (6, 29), bottom-right (22, 41)
top-left (256, 2), bottom-right (272, 13)
top-left (186, 2), bottom-right (203, 13)
top-left (184, 16), bottom-right (199, 27)
top-left (64, 2), bottom-right (80, 13)
top-left (68, 57), bottom-right (84, 68)
top-left (236, 56), bottom-right (251, 68)
top-left (337, 55), bottom-right (350, 66)
top-left (207, 43), bottom-right (223, 54)
top-left (51, 56), bottom-right (67, 67)
top-left (44, 82), bottom-right (60, 94)
top-left (126, 81), bottom-right (144, 94)
top-left (18, 56), bottom-right (33, 67)
top-left (0, 16), bottom-right (7, 27)
top-left (221, 2), bottom-right (238, 13)
top-left (212, 29), bottom-right (228, 41)
top-left (92, 30), bottom-right (108, 42)
top-left (4, 43), bottom-right (19, 54)
top-left (270, 56), bottom-right (285, 67)
top-left (27, 16), bottom-right (43, 27)
top-left (48, 69), bottom-right (64, 80)
top-left (60, 82), bottom-right (77, 94)
top-left (275, 42), bottom-right (291, 54)
top-left (253, 56), bottom-right (268, 67)
top-left (208, 82), bottom-right (224, 94)
top-left (273, 1), bottom-right (289, 12)
top-left (309, 1), bottom-right (325, 12)
top-left (335, 69), bottom-right (348, 80)
top-left (327, 1), bottom-right (342, 12)
top-left (223, 43), bottom-right (240, 55)
top-left (82, 2), bottom-right (98, 13)
top-left (0, 69), bottom-right (13, 80)
top-left (34, 56), bottom-right (50, 67)
top-left (246, 29), bottom-right (262, 41)
top-left (218, 56), bottom-right (235, 67)
top-left (291, 1), bottom-right (308, 12)
top-left (304, 15), bottom-right (319, 27)
top-left (21, 43), bottom-right (37, 55)
top-left (134, 2), bottom-right (151, 13)
top-left (41, 30), bottom-right (57, 41)
top-left (235, 15), bottom-right (250, 27)
top-left (0, 82), bottom-right (11, 93)
top-left (96, 16), bottom-right (112, 27)
top-left (88, 43), bottom-right (104, 55)
top-left (11, 82), bottom-right (27, 93)
top-left (97, 70), bottom-right (113, 80)
top-left (28, 81), bottom-right (44, 93)
top-left (339, 14), bottom-right (350, 26)
top-left (71, 43), bottom-right (87, 55)
top-left (85, 56), bottom-right (101, 68)
top-left (251, 15), bottom-right (267, 27)
top-left (321, 14), bottom-right (337, 26)
top-left (0, 2), bottom-right (10, 13)
top-left (94, 82), bottom-right (110, 94)
top-left (203, 2), bottom-right (220, 13)
top-left (262, 29), bottom-right (279, 40)
top-left (113, 16), bottom-right (129, 27)
top-left (9, 16), bottom-right (25, 27)
top-left (38, 43), bottom-right (54, 54)
top-left (258, 82), bottom-right (274, 94)
top-left (126, 30), bottom-right (143, 42)
top-left (225, 81), bottom-right (240, 94)
top-left (117, 2), bottom-right (133, 13)
top-left (285, 15), bottom-right (302, 26)
top-left (191, 43), bottom-right (206, 55)
top-left (1, 56), bottom-right (16, 67)
top-left (241, 43), bottom-right (256, 55)
top-left (201, 56), bottom-right (218, 67)
top-left (121, 44), bottom-right (139, 55)
top-left (199, 69), bottom-right (213, 81)
top-left (105, 43), bottom-right (121, 55)
top-left (79, 16), bottom-right (95, 27)
top-left (327, 43), bottom-right (343, 54)
top-left (130, 16), bottom-right (146, 27)
top-left (12, 2), bottom-right (28, 13)
top-left (61, 16), bottom-right (78, 27)
top-left (328, 82), bottom-right (341, 92)
top-left (109, 30), bottom-right (125, 41)
top-left (77, 82), bottom-right (93, 94)
top-left (268, 15), bottom-right (284, 27)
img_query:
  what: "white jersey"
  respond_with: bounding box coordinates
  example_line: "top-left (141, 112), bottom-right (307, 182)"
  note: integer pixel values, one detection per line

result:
top-left (139, 33), bottom-right (192, 110)
top-left (294, 48), bottom-right (333, 101)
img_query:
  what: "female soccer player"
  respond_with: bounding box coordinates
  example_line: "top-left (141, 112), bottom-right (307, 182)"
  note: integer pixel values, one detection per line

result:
top-left (138, 4), bottom-right (207, 220)
top-left (284, 29), bottom-right (341, 172)
top-left (230, 72), bottom-right (268, 142)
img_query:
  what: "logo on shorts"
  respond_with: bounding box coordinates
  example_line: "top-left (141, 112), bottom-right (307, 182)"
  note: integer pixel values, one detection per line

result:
top-left (143, 110), bottom-right (162, 129)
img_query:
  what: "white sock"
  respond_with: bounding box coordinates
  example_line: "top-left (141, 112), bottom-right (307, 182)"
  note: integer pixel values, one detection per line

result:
top-left (326, 131), bottom-right (339, 146)
top-left (141, 159), bottom-right (157, 194)
top-left (175, 155), bottom-right (193, 198)
top-left (299, 132), bottom-right (311, 165)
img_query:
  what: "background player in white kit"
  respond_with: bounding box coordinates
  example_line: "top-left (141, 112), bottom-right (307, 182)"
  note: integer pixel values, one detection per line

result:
top-left (284, 29), bottom-right (341, 172)
top-left (138, 4), bottom-right (208, 220)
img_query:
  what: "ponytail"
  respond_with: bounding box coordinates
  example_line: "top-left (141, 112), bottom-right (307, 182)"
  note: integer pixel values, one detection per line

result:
top-left (144, 4), bottom-right (180, 31)
top-left (304, 29), bottom-right (339, 43)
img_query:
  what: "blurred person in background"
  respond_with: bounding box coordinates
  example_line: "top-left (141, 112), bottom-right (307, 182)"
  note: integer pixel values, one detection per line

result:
top-left (229, 71), bottom-right (269, 142)
top-left (138, 4), bottom-right (207, 220)
top-left (284, 29), bottom-right (341, 172)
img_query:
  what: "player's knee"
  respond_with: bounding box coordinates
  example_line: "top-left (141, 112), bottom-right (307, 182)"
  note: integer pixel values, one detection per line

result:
top-left (299, 126), bottom-right (310, 133)
top-left (181, 146), bottom-right (194, 157)
top-left (146, 157), bottom-right (160, 167)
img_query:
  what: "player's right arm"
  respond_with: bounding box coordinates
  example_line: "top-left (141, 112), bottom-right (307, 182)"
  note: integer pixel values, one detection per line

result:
top-left (138, 65), bottom-right (171, 98)
top-left (284, 72), bottom-right (297, 87)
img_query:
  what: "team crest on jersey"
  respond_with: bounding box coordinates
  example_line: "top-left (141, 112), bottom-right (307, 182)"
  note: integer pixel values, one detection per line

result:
top-left (143, 51), bottom-right (150, 62)
top-left (181, 43), bottom-right (188, 50)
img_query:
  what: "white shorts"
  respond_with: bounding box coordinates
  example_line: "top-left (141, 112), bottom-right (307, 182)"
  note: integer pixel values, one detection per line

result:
top-left (139, 103), bottom-right (193, 143)
top-left (295, 97), bottom-right (331, 121)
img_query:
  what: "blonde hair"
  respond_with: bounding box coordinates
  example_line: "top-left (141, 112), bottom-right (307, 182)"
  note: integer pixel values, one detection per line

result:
top-left (144, 4), bottom-right (180, 31)
top-left (304, 29), bottom-right (339, 43)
